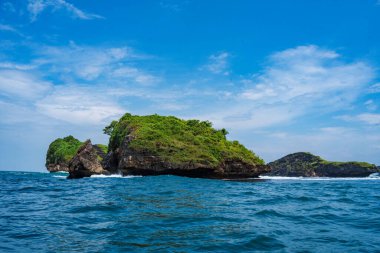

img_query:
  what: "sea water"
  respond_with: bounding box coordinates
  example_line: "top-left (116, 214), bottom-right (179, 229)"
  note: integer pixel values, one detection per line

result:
top-left (0, 171), bottom-right (379, 252)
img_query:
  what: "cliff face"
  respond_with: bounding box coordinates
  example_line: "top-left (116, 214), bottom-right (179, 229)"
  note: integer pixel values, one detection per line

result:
top-left (268, 152), bottom-right (379, 177)
top-left (103, 134), bottom-right (270, 179)
top-left (68, 140), bottom-right (109, 179)
top-left (100, 114), bottom-right (269, 179)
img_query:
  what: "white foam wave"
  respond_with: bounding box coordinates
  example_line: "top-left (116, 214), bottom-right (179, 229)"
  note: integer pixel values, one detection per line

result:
top-left (53, 175), bottom-right (67, 178)
top-left (90, 174), bottom-right (142, 178)
top-left (259, 174), bottom-right (380, 181)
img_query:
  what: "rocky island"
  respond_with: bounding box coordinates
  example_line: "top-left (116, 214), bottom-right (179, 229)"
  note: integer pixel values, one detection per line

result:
top-left (46, 114), bottom-right (270, 179)
top-left (267, 152), bottom-right (379, 177)
top-left (46, 135), bottom-right (107, 173)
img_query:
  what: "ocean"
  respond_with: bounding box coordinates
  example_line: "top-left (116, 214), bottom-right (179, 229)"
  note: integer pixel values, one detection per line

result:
top-left (0, 171), bottom-right (379, 252)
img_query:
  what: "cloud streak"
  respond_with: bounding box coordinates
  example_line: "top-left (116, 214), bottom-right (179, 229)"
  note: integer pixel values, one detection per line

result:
top-left (202, 52), bottom-right (230, 75)
top-left (36, 86), bottom-right (125, 125)
top-left (202, 45), bottom-right (375, 130)
top-left (0, 70), bottom-right (52, 99)
top-left (27, 0), bottom-right (104, 22)
top-left (0, 24), bottom-right (24, 36)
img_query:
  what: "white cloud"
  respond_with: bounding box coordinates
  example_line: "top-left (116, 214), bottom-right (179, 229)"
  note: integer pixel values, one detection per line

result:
top-left (0, 62), bottom-right (37, 70)
top-left (0, 70), bottom-right (52, 99)
top-left (27, 0), bottom-right (103, 22)
top-left (205, 105), bottom-right (301, 130)
top-left (36, 86), bottom-right (125, 125)
top-left (112, 67), bottom-right (160, 85)
top-left (356, 113), bottom-right (380, 125)
top-left (319, 127), bottom-right (351, 134)
top-left (364, 100), bottom-right (377, 111)
top-left (0, 101), bottom-right (46, 124)
top-left (0, 24), bottom-right (24, 36)
top-left (241, 45), bottom-right (373, 105)
top-left (202, 52), bottom-right (230, 75)
top-left (338, 113), bottom-right (380, 125)
top-left (36, 44), bottom-right (157, 84)
top-left (194, 45), bottom-right (376, 130)
top-left (369, 83), bottom-right (380, 93)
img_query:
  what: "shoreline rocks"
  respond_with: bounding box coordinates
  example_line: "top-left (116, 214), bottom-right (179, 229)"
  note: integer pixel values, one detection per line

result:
top-left (267, 152), bottom-right (379, 177)
top-left (102, 136), bottom-right (270, 179)
top-left (46, 163), bottom-right (69, 173)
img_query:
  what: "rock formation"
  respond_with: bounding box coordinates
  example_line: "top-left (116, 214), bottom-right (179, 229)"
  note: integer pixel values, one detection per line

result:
top-left (47, 163), bottom-right (69, 172)
top-left (46, 136), bottom-right (83, 173)
top-left (45, 114), bottom-right (269, 179)
top-left (103, 134), bottom-right (270, 179)
top-left (267, 152), bottom-right (379, 177)
top-left (68, 140), bottom-right (109, 179)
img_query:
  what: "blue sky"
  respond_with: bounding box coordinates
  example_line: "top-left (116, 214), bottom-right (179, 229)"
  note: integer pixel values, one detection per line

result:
top-left (0, 0), bottom-right (379, 171)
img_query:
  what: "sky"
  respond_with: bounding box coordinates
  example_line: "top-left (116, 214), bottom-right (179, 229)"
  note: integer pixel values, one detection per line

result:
top-left (0, 0), bottom-right (379, 172)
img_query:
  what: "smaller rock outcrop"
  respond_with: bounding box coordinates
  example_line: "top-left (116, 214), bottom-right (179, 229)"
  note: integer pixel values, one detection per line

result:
top-left (68, 140), bottom-right (109, 179)
top-left (267, 152), bottom-right (379, 177)
top-left (47, 163), bottom-right (69, 172)
top-left (46, 136), bottom-right (83, 173)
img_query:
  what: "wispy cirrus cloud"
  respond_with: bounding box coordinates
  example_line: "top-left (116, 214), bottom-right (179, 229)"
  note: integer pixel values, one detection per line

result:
top-left (339, 113), bottom-right (380, 126)
top-left (0, 41), bottom-right (162, 125)
top-left (197, 45), bottom-right (376, 129)
top-left (0, 69), bottom-right (52, 99)
top-left (36, 86), bottom-right (124, 125)
top-left (364, 100), bottom-right (378, 111)
top-left (240, 45), bottom-right (373, 106)
top-left (0, 62), bottom-right (37, 70)
top-left (27, 0), bottom-right (104, 22)
top-left (0, 24), bottom-right (24, 36)
top-left (36, 43), bottom-right (160, 85)
top-left (202, 52), bottom-right (230, 75)
top-left (369, 83), bottom-right (380, 93)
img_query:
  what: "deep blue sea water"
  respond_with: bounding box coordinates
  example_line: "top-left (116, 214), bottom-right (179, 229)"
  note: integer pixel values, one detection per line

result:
top-left (1, 171), bottom-right (380, 253)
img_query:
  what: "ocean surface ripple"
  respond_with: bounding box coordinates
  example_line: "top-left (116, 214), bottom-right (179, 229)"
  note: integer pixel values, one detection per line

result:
top-left (1, 171), bottom-right (380, 252)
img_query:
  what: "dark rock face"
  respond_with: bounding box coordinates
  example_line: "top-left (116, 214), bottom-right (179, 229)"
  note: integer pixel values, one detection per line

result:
top-left (68, 140), bottom-right (109, 179)
top-left (316, 163), bottom-right (379, 177)
top-left (268, 152), bottom-right (379, 177)
top-left (103, 135), bottom-right (270, 179)
top-left (46, 163), bottom-right (69, 172)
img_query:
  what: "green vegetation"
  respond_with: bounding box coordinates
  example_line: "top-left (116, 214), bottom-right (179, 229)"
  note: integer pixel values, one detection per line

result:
top-left (268, 152), bottom-right (377, 177)
top-left (95, 144), bottom-right (108, 154)
top-left (46, 136), bottom-right (83, 166)
top-left (105, 113), bottom-right (264, 166)
top-left (320, 160), bottom-right (374, 167)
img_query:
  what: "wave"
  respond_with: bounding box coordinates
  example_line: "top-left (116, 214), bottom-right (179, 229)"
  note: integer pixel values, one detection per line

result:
top-left (259, 173), bottom-right (380, 181)
top-left (90, 174), bottom-right (142, 178)
top-left (52, 175), bottom-right (67, 178)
